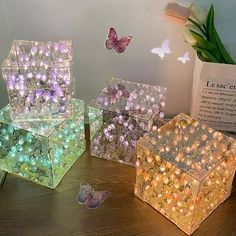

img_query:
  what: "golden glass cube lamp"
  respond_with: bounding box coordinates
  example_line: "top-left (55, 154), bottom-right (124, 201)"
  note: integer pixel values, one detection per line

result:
top-left (135, 113), bottom-right (236, 235)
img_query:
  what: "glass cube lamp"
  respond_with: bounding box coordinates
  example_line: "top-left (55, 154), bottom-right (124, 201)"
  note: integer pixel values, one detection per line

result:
top-left (1, 40), bottom-right (73, 121)
top-left (88, 77), bottom-right (166, 166)
top-left (135, 113), bottom-right (236, 235)
top-left (0, 99), bottom-right (85, 188)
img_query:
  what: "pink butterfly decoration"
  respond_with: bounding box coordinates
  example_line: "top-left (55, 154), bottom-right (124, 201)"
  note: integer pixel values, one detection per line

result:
top-left (105, 27), bottom-right (133, 54)
top-left (77, 182), bottom-right (111, 209)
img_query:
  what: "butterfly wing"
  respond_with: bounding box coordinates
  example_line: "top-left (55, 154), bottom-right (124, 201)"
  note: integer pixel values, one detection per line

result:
top-left (151, 48), bottom-right (164, 58)
top-left (177, 56), bottom-right (183, 63)
top-left (118, 36), bottom-right (133, 47)
top-left (151, 39), bottom-right (171, 59)
top-left (77, 182), bottom-right (94, 204)
top-left (114, 36), bottom-right (132, 54)
top-left (178, 52), bottom-right (190, 64)
top-left (161, 39), bottom-right (171, 54)
top-left (86, 191), bottom-right (111, 209)
top-left (184, 52), bottom-right (190, 62)
top-left (105, 27), bottom-right (117, 50)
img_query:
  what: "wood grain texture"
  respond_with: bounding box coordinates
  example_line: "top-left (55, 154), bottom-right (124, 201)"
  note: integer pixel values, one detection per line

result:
top-left (0, 126), bottom-right (236, 236)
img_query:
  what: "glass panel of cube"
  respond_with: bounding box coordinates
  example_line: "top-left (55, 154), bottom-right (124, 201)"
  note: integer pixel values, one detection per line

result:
top-left (0, 99), bottom-right (85, 188)
top-left (88, 77), bottom-right (166, 166)
top-left (1, 40), bottom-right (73, 121)
top-left (135, 113), bottom-right (236, 235)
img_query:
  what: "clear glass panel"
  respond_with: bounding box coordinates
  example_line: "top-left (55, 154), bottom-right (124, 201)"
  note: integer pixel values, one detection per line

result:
top-left (88, 77), bottom-right (166, 166)
top-left (91, 77), bottom-right (166, 125)
top-left (135, 144), bottom-right (200, 235)
top-left (135, 113), bottom-right (236, 235)
top-left (138, 113), bottom-right (235, 181)
top-left (1, 40), bottom-right (73, 121)
top-left (0, 99), bottom-right (85, 188)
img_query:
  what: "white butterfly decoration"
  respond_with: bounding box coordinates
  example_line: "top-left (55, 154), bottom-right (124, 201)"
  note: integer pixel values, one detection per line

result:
top-left (151, 39), bottom-right (172, 60)
top-left (177, 52), bottom-right (190, 64)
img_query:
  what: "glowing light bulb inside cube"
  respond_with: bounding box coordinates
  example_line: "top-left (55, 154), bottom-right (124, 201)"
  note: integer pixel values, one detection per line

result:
top-left (1, 40), bottom-right (73, 121)
top-left (88, 77), bottom-right (166, 166)
top-left (135, 113), bottom-right (236, 235)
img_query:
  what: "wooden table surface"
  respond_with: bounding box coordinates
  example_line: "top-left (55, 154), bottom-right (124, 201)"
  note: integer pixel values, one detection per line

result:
top-left (0, 129), bottom-right (236, 236)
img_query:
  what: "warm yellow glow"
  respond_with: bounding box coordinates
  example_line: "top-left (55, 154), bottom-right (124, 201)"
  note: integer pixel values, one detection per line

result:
top-left (135, 113), bottom-right (236, 235)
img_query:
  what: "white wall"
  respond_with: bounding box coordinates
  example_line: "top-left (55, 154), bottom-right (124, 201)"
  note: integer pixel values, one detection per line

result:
top-left (0, 0), bottom-right (235, 117)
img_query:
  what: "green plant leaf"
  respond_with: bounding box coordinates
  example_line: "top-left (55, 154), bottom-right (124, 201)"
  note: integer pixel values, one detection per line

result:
top-left (197, 51), bottom-right (207, 62)
top-left (190, 30), bottom-right (215, 51)
top-left (188, 18), bottom-right (206, 36)
top-left (203, 24), bottom-right (207, 32)
top-left (192, 45), bottom-right (220, 63)
top-left (194, 44), bottom-right (223, 62)
top-left (192, 45), bottom-right (203, 53)
top-left (206, 4), bottom-right (215, 42)
top-left (201, 50), bottom-right (219, 63)
top-left (194, 44), bottom-right (222, 61)
top-left (210, 47), bottom-right (224, 62)
top-left (213, 27), bottom-right (235, 64)
top-left (206, 4), bottom-right (235, 64)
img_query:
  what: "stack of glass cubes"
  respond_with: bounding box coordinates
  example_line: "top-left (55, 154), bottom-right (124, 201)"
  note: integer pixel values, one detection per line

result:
top-left (0, 40), bottom-right (85, 188)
